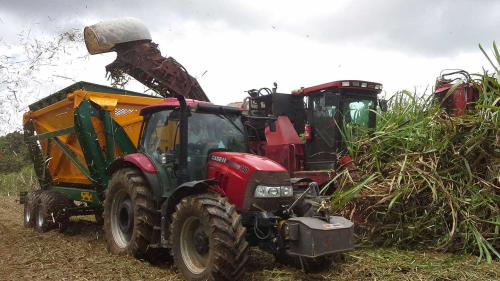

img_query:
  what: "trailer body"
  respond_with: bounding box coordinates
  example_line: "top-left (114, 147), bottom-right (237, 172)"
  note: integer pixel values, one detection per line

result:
top-left (23, 81), bottom-right (163, 208)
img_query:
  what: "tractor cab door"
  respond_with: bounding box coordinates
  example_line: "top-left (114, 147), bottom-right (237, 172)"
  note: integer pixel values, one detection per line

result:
top-left (141, 110), bottom-right (180, 196)
top-left (306, 91), bottom-right (340, 171)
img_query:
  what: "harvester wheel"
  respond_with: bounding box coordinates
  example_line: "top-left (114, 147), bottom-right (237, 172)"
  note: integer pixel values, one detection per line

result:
top-left (274, 250), bottom-right (332, 272)
top-left (104, 168), bottom-right (157, 258)
top-left (170, 193), bottom-right (249, 281)
top-left (34, 191), bottom-right (71, 233)
top-left (23, 189), bottom-right (43, 228)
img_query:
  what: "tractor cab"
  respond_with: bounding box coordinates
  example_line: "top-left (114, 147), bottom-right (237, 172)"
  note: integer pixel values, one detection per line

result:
top-left (139, 98), bottom-right (249, 183)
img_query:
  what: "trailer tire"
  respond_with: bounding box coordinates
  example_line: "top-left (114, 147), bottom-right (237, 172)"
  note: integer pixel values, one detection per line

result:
top-left (104, 168), bottom-right (157, 258)
top-left (34, 191), bottom-right (71, 233)
top-left (23, 189), bottom-right (43, 228)
top-left (170, 193), bottom-right (249, 281)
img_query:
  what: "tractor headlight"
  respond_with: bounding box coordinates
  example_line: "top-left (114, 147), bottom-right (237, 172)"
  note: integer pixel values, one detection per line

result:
top-left (281, 186), bottom-right (293, 197)
top-left (254, 185), bottom-right (293, 198)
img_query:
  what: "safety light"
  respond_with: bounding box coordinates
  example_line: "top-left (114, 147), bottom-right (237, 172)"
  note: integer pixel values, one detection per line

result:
top-left (361, 82), bottom-right (368, 88)
top-left (375, 85), bottom-right (380, 90)
top-left (352, 81), bottom-right (360, 87)
top-left (341, 81), bottom-right (350, 87)
top-left (368, 84), bottom-right (375, 89)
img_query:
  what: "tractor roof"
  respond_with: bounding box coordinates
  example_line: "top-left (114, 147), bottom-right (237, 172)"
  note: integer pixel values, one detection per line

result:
top-left (140, 97), bottom-right (242, 116)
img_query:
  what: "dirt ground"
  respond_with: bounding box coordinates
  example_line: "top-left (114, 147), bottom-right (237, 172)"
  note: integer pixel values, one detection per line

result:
top-left (1, 196), bottom-right (499, 281)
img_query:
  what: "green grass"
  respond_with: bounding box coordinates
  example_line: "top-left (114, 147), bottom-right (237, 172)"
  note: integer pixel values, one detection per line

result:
top-left (0, 166), bottom-right (37, 196)
top-left (330, 41), bottom-right (500, 262)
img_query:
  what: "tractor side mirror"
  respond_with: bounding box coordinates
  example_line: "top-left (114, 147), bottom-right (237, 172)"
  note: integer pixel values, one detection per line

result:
top-left (161, 153), bottom-right (175, 164)
top-left (268, 119), bottom-right (276, 132)
top-left (379, 99), bottom-right (388, 112)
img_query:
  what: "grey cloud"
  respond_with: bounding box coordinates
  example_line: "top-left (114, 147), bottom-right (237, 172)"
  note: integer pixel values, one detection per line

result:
top-left (1, 0), bottom-right (499, 58)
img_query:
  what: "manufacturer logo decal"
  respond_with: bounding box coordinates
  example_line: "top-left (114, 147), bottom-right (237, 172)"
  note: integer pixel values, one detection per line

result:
top-left (323, 223), bottom-right (343, 229)
top-left (239, 165), bottom-right (249, 173)
top-left (211, 155), bottom-right (227, 163)
top-left (81, 191), bottom-right (93, 202)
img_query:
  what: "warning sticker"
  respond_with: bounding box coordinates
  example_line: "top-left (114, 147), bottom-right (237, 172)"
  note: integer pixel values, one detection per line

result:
top-left (323, 223), bottom-right (343, 229)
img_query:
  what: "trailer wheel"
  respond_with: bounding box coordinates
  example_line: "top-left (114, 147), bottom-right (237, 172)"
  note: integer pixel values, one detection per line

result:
top-left (23, 189), bottom-right (42, 228)
top-left (34, 191), bottom-right (71, 233)
top-left (170, 193), bottom-right (248, 281)
top-left (104, 168), bottom-right (156, 258)
top-left (274, 250), bottom-right (332, 272)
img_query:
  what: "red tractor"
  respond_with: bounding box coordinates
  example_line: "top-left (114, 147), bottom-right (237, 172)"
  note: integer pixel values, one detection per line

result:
top-left (242, 80), bottom-right (385, 193)
top-left (434, 69), bottom-right (480, 116)
top-left (80, 17), bottom-right (355, 280)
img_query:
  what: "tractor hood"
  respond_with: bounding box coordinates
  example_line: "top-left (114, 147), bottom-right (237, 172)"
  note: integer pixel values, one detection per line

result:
top-left (207, 152), bottom-right (291, 210)
top-left (209, 152), bottom-right (287, 174)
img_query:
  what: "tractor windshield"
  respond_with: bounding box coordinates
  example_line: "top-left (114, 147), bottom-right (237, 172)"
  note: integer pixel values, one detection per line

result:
top-left (142, 109), bottom-right (248, 180)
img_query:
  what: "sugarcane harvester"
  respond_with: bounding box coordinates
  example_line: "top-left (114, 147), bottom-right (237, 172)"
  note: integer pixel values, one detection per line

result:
top-left (21, 17), bottom-right (355, 280)
top-left (242, 81), bottom-right (386, 194)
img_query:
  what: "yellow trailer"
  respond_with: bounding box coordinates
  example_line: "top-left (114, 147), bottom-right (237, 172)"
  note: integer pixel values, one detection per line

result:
top-left (23, 82), bottom-right (163, 204)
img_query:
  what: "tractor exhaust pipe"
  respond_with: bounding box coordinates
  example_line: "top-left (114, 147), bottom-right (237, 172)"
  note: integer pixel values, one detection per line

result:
top-left (84, 17), bottom-right (152, 55)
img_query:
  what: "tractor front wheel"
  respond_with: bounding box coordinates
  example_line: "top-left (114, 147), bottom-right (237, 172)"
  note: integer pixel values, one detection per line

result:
top-left (170, 193), bottom-right (248, 281)
top-left (103, 168), bottom-right (156, 258)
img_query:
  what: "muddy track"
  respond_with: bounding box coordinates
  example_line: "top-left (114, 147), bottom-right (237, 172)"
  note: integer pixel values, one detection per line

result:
top-left (1, 196), bottom-right (499, 281)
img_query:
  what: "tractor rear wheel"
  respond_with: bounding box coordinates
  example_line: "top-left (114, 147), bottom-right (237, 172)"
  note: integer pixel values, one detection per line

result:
top-left (23, 189), bottom-right (42, 228)
top-left (104, 168), bottom-right (157, 258)
top-left (34, 191), bottom-right (71, 233)
top-left (170, 193), bottom-right (248, 281)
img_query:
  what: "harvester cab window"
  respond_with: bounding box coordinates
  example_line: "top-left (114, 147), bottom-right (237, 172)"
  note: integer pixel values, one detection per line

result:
top-left (311, 94), bottom-right (337, 147)
top-left (343, 98), bottom-right (374, 128)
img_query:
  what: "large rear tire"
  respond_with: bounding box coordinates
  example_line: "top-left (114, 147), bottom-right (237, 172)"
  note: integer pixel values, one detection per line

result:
top-left (103, 168), bottom-right (157, 258)
top-left (170, 193), bottom-right (249, 281)
top-left (33, 191), bottom-right (71, 233)
top-left (23, 189), bottom-right (42, 228)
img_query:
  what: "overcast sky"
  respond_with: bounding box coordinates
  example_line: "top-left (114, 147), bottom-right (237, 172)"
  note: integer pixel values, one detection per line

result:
top-left (0, 0), bottom-right (499, 134)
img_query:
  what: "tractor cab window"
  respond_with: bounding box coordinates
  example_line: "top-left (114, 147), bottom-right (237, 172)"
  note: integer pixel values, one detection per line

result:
top-left (143, 110), bottom-right (179, 158)
top-left (188, 112), bottom-right (248, 180)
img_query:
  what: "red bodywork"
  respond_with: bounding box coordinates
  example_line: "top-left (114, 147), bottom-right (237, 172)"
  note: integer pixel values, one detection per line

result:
top-left (434, 82), bottom-right (479, 116)
top-left (207, 151), bottom-right (287, 209)
top-left (293, 80), bottom-right (382, 95)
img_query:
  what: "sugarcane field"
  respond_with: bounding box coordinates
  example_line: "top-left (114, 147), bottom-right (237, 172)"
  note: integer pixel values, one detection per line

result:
top-left (1, 1), bottom-right (500, 281)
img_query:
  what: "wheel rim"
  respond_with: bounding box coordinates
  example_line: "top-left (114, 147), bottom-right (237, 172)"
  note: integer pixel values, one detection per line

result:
top-left (180, 216), bottom-right (210, 274)
top-left (24, 203), bottom-right (30, 223)
top-left (36, 204), bottom-right (44, 228)
top-left (110, 189), bottom-right (134, 248)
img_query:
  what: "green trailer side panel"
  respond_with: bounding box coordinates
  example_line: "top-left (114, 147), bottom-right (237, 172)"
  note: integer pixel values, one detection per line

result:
top-left (74, 100), bottom-right (109, 198)
top-left (23, 120), bottom-right (52, 187)
top-left (25, 126), bottom-right (76, 142)
top-left (46, 186), bottom-right (100, 205)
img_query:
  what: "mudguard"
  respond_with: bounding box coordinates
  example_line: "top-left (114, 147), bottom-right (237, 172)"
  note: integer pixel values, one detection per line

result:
top-left (105, 154), bottom-right (162, 201)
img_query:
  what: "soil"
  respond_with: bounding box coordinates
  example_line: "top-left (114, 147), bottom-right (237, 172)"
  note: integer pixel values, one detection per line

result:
top-left (1, 196), bottom-right (499, 281)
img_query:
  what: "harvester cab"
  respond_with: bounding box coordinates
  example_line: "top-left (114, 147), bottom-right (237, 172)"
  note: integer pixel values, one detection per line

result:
top-left (434, 69), bottom-right (480, 116)
top-left (244, 80), bottom-right (384, 188)
top-left (21, 17), bottom-right (356, 281)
